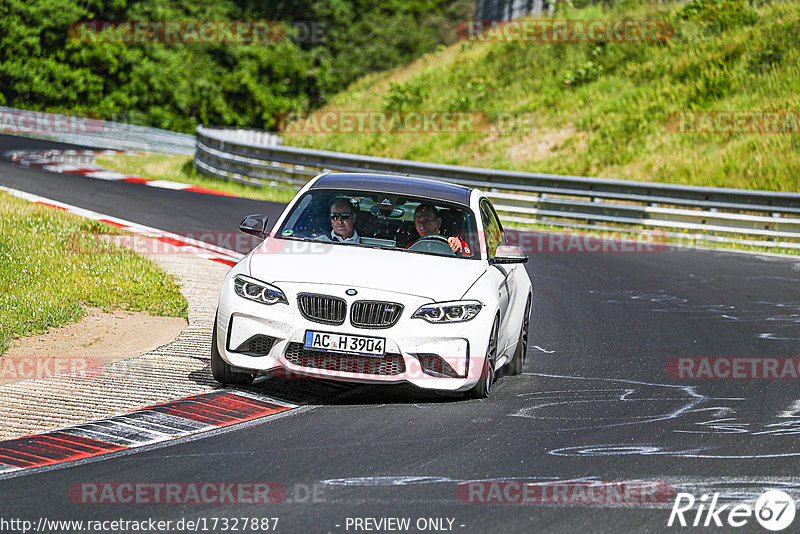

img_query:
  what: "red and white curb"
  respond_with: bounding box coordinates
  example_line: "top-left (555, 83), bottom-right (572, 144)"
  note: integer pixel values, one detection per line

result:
top-left (7, 149), bottom-right (236, 197)
top-left (0, 390), bottom-right (295, 474)
top-left (0, 186), bottom-right (243, 267)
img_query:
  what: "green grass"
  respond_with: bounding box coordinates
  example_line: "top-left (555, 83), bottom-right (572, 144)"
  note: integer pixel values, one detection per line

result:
top-left (282, 0), bottom-right (800, 192)
top-left (0, 192), bottom-right (188, 355)
top-left (96, 154), bottom-right (300, 203)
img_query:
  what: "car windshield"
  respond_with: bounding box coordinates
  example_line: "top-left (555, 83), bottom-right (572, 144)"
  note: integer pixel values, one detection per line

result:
top-left (276, 189), bottom-right (481, 259)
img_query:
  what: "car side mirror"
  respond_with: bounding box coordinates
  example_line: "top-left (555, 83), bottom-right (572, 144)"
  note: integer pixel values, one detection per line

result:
top-left (238, 214), bottom-right (269, 238)
top-left (490, 242), bottom-right (528, 264)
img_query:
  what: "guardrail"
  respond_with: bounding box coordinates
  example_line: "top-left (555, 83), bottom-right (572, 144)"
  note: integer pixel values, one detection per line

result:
top-left (196, 125), bottom-right (800, 249)
top-left (0, 106), bottom-right (195, 155)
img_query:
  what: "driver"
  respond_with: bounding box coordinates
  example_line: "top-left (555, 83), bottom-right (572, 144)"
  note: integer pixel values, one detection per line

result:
top-left (317, 198), bottom-right (360, 243)
top-left (410, 203), bottom-right (470, 255)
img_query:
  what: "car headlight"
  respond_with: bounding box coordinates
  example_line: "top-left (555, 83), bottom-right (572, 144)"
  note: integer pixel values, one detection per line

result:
top-left (234, 275), bottom-right (287, 305)
top-left (412, 300), bottom-right (482, 323)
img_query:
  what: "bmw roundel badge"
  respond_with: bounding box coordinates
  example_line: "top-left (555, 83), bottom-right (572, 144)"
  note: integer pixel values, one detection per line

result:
top-left (346, 289), bottom-right (357, 296)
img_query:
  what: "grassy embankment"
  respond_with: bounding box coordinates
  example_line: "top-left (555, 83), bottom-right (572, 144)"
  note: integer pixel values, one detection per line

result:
top-left (284, 0), bottom-right (800, 191)
top-left (0, 192), bottom-right (187, 355)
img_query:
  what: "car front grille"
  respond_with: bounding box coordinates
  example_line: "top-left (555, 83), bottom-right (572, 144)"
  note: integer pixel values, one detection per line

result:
top-left (297, 294), bottom-right (347, 325)
top-left (284, 343), bottom-right (405, 375)
top-left (350, 301), bottom-right (403, 329)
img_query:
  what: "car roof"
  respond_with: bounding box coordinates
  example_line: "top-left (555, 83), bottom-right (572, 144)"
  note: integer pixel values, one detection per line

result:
top-left (309, 172), bottom-right (473, 206)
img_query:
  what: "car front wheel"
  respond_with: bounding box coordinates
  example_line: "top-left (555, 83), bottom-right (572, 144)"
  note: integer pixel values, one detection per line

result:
top-left (466, 317), bottom-right (498, 399)
top-left (506, 294), bottom-right (532, 376)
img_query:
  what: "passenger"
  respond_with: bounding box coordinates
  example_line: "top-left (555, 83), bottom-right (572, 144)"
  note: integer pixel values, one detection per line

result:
top-left (410, 203), bottom-right (470, 255)
top-left (318, 198), bottom-right (360, 243)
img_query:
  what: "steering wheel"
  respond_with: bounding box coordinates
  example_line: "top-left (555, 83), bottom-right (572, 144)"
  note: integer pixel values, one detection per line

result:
top-left (407, 234), bottom-right (457, 256)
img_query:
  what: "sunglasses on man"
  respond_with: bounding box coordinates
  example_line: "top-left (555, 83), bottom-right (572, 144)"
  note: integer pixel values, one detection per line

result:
top-left (330, 212), bottom-right (353, 221)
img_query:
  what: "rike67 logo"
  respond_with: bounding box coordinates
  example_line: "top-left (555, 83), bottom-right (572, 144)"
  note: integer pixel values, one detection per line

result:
top-left (668, 490), bottom-right (796, 531)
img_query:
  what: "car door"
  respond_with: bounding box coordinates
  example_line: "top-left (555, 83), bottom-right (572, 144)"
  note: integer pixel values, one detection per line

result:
top-left (479, 198), bottom-right (514, 360)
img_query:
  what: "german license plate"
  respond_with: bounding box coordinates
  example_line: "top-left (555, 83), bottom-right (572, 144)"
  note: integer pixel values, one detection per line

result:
top-left (304, 330), bottom-right (386, 356)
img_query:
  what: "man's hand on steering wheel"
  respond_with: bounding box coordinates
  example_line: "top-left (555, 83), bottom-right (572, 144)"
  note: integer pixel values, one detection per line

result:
top-left (408, 234), bottom-right (467, 257)
top-left (447, 236), bottom-right (463, 253)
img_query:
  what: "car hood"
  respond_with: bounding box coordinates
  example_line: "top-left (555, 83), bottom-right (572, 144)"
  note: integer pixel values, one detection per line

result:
top-left (247, 238), bottom-right (486, 301)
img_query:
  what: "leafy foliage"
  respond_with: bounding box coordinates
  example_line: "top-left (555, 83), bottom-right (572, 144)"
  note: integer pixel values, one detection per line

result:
top-left (563, 46), bottom-right (607, 88)
top-left (383, 80), bottom-right (429, 111)
top-left (678, 0), bottom-right (757, 32)
top-left (0, 0), bottom-right (471, 132)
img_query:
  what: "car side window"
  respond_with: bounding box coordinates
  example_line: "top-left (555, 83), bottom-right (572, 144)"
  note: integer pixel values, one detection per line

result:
top-left (479, 199), bottom-right (502, 258)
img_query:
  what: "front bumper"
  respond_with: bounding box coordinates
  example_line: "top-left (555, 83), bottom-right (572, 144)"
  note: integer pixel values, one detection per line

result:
top-left (216, 280), bottom-right (493, 392)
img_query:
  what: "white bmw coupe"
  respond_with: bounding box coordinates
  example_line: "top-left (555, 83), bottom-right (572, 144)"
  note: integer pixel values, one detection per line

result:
top-left (212, 172), bottom-right (533, 398)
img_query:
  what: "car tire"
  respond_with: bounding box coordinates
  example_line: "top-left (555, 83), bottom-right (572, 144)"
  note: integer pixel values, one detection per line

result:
top-left (211, 321), bottom-right (256, 386)
top-left (466, 317), bottom-right (498, 399)
top-left (506, 294), bottom-right (532, 376)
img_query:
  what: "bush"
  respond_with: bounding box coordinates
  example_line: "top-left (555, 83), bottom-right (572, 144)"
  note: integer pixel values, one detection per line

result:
top-left (678, 0), bottom-right (758, 32)
top-left (748, 40), bottom-right (784, 72)
top-left (747, 17), bottom-right (799, 72)
top-left (383, 80), bottom-right (428, 111)
top-left (445, 76), bottom-right (492, 110)
top-left (563, 46), bottom-right (607, 88)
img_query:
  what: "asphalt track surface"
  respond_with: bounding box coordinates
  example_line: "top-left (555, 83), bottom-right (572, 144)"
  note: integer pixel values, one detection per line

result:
top-left (1, 133), bottom-right (800, 533)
